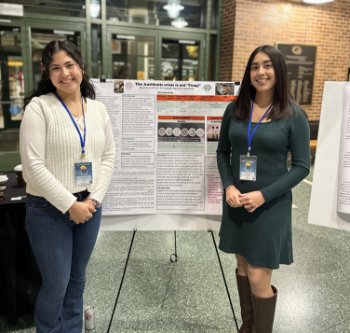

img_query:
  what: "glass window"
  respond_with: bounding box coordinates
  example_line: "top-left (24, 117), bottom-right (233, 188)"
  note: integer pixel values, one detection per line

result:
top-left (161, 39), bottom-right (199, 81)
top-left (111, 34), bottom-right (155, 80)
top-left (207, 34), bottom-right (217, 80)
top-left (106, 0), bottom-right (207, 29)
top-left (0, 25), bottom-right (23, 131)
top-left (91, 24), bottom-right (102, 78)
top-left (210, 0), bottom-right (218, 29)
top-left (0, 0), bottom-right (86, 17)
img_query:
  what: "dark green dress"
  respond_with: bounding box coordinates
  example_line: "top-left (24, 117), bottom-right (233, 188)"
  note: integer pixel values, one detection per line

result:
top-left (217, 102), bottom-right (310, 269)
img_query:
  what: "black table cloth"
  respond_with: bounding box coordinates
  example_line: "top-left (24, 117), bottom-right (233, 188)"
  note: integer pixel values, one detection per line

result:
top-left (0, 172), bottom-right (41, 325)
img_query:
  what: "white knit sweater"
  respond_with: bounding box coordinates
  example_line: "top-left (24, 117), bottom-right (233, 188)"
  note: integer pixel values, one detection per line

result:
top-left (20, 93), bottom-right (115, 213)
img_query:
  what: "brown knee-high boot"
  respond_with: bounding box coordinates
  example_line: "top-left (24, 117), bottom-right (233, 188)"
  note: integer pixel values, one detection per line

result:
top-left (236, 270), bottom-right (254, 333)
top-left (251, 286), bottom-right (277, 333)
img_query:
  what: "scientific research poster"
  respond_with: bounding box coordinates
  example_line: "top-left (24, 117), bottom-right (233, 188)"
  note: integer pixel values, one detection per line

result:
top-left (91, 79), bottom-right (236, 216)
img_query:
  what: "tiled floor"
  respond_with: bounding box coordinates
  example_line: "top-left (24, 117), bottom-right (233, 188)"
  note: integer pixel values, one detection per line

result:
top-left (1, 168), bottom-right (350, 333)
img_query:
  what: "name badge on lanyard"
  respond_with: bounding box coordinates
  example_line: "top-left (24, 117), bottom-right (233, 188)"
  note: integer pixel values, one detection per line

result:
top-left (55, 93), bottom-right (93, 186)
top-left (74, 162), bottom-right (93, 186)
top-left (239, 103), bottom-right (272, 182)
top-left (240, 155), bottom-right (257, 181)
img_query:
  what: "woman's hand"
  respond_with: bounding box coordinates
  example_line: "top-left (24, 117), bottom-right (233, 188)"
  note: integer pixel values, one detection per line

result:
top-left (68, 201), bottom-right (96, 224)
top-left (84, 198), bottom-right (97, 210)
top-left (239, 191), bottom-right (265, 213)
top-left (225, 185), bottom-right (242, 208)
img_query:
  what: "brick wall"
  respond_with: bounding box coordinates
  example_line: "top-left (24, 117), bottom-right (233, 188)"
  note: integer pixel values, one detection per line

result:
top-left (219, 0), bottom-right (350, 120)
top-left (219, 0), bottom-right (236, 81)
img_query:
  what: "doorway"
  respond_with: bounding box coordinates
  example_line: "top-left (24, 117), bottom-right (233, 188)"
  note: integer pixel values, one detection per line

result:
top-left (106, 27), bottom-right (205, 80)
top-left (161, 39), bottom-right (200, 81)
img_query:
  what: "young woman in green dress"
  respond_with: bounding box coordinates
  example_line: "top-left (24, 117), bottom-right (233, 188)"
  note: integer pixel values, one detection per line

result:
top-left (217, 45), bottom-right (310, 333)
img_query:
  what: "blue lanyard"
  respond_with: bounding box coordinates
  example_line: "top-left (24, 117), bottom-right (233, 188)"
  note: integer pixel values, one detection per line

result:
top-left (55, 92), bottom-right (86, 159)
top-left (247, 103), bottom-right (273, 156)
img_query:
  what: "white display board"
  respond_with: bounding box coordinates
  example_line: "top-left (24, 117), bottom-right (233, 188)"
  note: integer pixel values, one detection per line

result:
top-left (308, 82), bottom-right (350, 231)
top-left (101, 213), bottom-right (221, 231)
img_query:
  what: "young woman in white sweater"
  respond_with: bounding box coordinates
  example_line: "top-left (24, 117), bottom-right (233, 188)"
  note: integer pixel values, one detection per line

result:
top-left (20, 40), bottom-right (115, 333)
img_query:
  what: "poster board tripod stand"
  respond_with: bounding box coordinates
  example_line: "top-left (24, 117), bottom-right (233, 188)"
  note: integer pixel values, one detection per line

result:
top-left (106, 229), bottom-right (239, 332)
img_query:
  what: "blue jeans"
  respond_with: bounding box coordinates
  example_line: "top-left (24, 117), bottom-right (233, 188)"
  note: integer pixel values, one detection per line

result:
top-left (25, 193), bottom-right (101, 333)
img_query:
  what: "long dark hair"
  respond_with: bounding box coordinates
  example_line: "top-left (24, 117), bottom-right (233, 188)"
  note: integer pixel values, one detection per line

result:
top-left (24, 40), bottom-right (95, 109)
top-left (234, 45), bottom-right (295, 120)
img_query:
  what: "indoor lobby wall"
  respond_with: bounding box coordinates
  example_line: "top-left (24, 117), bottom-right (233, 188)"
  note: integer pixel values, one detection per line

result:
top-left (219, 0), bottom-right (350, 120)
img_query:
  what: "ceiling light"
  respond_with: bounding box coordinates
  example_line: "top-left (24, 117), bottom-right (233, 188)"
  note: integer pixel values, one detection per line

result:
top-left (303, 0), bottom-right (335, 4)
top-left (90, 0), bottom-right (100, 19)
top-left (164, 0), bottom-right (184, 19)
top-left (171, 17), bottom-right (188, 28)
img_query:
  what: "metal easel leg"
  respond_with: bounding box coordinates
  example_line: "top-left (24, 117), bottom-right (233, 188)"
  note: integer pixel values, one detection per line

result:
top-left (107, 229), bottom-right (137, 333)
top-left (170, 230), bottom-right (178, 263)
top-left (209, 230), bottom-right (239, 332)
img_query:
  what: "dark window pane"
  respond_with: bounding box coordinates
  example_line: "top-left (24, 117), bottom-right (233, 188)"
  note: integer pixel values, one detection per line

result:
top-left (0, 0), bottom-right (86, 17)
top-left (106, 0), bottom-right (207, 29)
